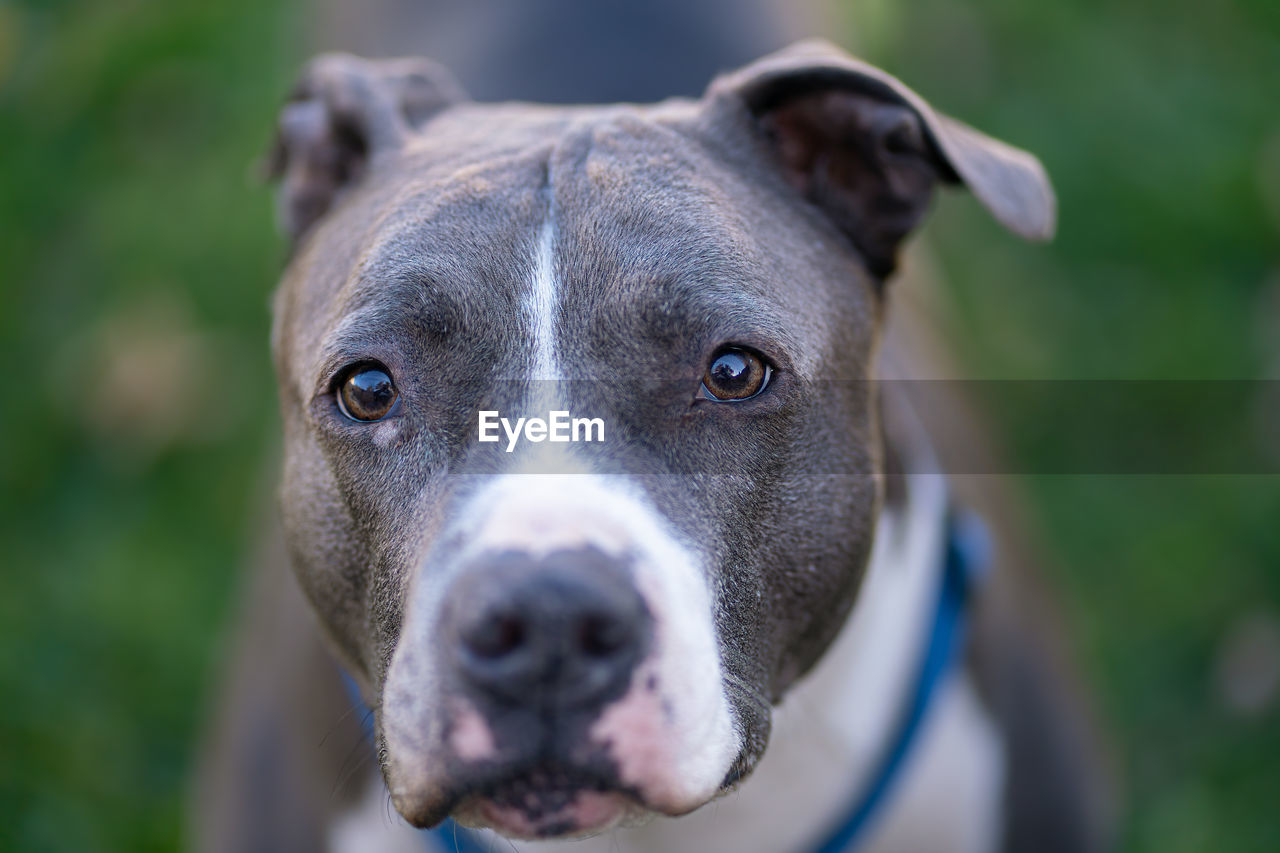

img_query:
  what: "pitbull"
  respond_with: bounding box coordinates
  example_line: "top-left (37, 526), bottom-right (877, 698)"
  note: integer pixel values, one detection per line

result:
top-left (196, 38), bottom-right (1111, 853)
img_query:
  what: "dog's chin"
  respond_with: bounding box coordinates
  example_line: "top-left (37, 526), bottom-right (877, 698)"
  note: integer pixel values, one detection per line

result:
top-left (453, 788), bottom-right (640, 840)
top-left (394, 765), bottom-right (656, 840)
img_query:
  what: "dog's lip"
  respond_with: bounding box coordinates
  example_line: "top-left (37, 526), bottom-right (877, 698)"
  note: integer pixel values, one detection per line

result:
top-left (461, 788), bottom-right (633, 839)
top-left (393, 763), bottom-right (640, 832)
top-left (390, 788), bottom-right (456, 829)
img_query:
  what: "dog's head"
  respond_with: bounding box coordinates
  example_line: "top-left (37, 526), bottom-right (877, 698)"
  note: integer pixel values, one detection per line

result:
top-left (266, 41), bottom-right (1052, 839)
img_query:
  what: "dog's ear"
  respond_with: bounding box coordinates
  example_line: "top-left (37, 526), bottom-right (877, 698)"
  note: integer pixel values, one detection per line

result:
top-left (265, 53), bottom-right (466, 245)
top-left (708, 40), bottom-right (1055, 277)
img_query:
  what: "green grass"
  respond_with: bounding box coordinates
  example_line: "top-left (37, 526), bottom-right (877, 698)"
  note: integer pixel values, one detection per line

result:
top-left (0, 0), bottom-right (1277, 849)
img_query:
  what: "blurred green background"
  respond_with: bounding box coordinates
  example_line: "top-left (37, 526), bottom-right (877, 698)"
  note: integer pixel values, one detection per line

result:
top-left (0, 0), bottom-right (1276, 850)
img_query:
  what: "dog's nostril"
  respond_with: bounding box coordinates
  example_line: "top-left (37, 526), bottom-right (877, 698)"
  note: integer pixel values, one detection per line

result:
top-left (464, 611), bottom-right (526, 659)
top-left (579, 614), bottom-right (627, 658)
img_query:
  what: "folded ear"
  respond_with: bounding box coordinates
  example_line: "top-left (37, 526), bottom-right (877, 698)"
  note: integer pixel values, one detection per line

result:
top-left (708, 39), bottom-right (1055, 278)
top-left (265, 53), bottom-right (466, 245)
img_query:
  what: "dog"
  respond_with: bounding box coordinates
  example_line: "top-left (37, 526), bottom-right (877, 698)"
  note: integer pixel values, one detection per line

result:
top-left (194, 28), bottom-right (1112, 853)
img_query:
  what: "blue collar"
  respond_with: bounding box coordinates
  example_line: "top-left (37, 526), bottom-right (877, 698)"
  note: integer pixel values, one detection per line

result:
top-left (346, 511), bottom-right (988, 853)
top-left (807, 509), bottom-right (988, 852)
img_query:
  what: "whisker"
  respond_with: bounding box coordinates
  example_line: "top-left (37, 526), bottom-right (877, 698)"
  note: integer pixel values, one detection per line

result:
top-left (317, 699), bottom-right (366, 749)
top-left (329, 707), bottom-right (378, 800)
top-left (384, 785), bottom-right (397, 826)
top-left (721, 672), bottom-right (771, 713)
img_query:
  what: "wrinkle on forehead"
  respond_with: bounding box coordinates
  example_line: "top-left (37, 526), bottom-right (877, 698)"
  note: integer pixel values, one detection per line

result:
top-left (292, 156), bottom-right (551, 388)
top-left (541, 114), bottom-right (851, 381)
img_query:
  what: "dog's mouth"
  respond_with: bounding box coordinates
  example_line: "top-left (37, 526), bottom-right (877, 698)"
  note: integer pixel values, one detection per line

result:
top-left (448, 764), bottom-right (642, 839)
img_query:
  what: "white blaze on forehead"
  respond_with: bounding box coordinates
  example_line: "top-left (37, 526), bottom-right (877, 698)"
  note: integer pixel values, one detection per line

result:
top-left (458, 474), bottom-right (741, 809)
top-left (528, 220), bottom-right (560, 383)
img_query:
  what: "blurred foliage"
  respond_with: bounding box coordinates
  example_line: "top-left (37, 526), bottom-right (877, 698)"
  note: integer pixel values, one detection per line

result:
top-left (844, 1), bottom-right (1280, 851)
top-left (0, 0), bottom-right (1276, 850)
top-left (0, 0), bottom-right (298, 849)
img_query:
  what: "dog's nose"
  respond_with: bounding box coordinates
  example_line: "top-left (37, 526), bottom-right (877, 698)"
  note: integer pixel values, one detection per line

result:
top-left (447, 548), bottom-right (651, 709)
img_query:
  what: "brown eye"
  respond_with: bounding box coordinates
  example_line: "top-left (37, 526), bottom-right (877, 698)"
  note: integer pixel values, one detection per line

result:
top-left (337, 363), bottom-right (399, 422)
top-left (700, 346), bottom-right (771, 402)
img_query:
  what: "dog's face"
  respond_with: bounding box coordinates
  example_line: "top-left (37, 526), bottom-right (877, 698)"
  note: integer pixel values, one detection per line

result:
top-left (267, 42), bottom-right (1052, 839)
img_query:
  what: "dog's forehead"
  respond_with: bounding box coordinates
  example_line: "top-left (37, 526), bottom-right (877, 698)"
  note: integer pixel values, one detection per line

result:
top-left (281, 99), bottom-right (877, 386)
top-left (385, 102), bottom-right (767, 284)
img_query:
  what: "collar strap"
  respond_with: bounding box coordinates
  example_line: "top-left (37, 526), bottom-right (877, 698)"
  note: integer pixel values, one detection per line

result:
top-left (809, 509), bottom-right (989, 852)
top-left (344, 511), bottom-right (989, 853)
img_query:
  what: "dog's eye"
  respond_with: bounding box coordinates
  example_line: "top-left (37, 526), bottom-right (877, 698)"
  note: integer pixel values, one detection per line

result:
top-left (700, 346), bottom-right (771, 402)
top-left (336, 363), bottom-right (399, 421)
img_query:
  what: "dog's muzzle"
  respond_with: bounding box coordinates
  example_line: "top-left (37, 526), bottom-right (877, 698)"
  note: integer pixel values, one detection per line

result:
top-left (382, 474), bottom-right (739, 838)
top-left (395, 547), bottom-right (654, 837)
